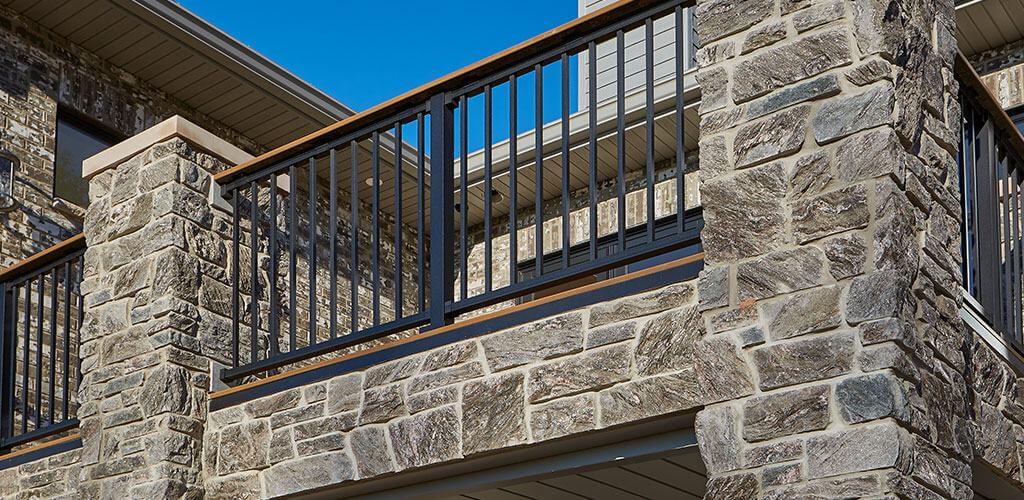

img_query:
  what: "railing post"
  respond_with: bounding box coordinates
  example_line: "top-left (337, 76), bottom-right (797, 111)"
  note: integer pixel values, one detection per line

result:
top-left (0, 283), bottom-right (13, 452)
top-left (428, 92), bottom-right (455, 329)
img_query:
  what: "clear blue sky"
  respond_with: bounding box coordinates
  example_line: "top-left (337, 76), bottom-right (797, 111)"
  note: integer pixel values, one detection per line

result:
top-left (178, 0), bottom-right (580, 113)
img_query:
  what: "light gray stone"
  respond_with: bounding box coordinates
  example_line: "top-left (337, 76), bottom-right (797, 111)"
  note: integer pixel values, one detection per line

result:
top-left (752, 332), bottom-right (856, 390)
top-left (407, 361), bottom-right (484, 395)
top-left (296, 433), bottom-right (346, 455)
top-left (733, 105), bottom-right (810, 168)
top-left (599, 372), bottom-right (701, 427)
top-left (139, 365), bottom-right (191, 418)
top-left (695, 0), bottom-right (773, 44)
top-left (788, 150), bottom-right (832, 199)
top-left (845, 59), bottom-right (892, 86)
top-left (706, 472), bottom-right (759, 500)
top-left (481, 313), bottom-right (584, 371)
top-left (698, 266), bottom-right (730, 312)
top-left (793, 0), bottom-right (844, 32)
top-left (846, 269), bottom-right (911, 324)
top-left (327, 373), bottom-right (363, 414)
top-left (733, 30), bottom-right (852, 103)
top-left (792, 185), bottom-right (869, 243)
top-left (762, 285), bottom-right (842, 340)
top-left (822, 233), bottom-right (867, 279)
top-left (588, 282), bottom-right (695, 328)
top-left (262, 452), bottom-right (355, 498)
top-left (360, 383), bottom-right (407, 425)
top-left (245, 388), bottom-right (300, 418)
top-left (694, 334), bottom-right (756, 403)
top-left (635, 306), bottom-right (703, 376)
top-left (745, 440), bottom-right (803, 468)
top-left (740, 21), bottom-right (786, 54)
top-left (742, 385), bottom-right (830, 442)
top-left (696, 405), bottom-right (742, 474)
top-left (528, 343), bottom-right (631, 403)
top-left (462, 372), bottom-right (527, 455)
top-left (530, 394), bottom-right (596, 442)
top-left (806, 423), bottom-right (911, 479)
top-left (364, 356), bottom-right (421, 388)
top-left (701, 163), bottom-right (786, 260)
top-left (746, 75), bottom-right (840, 121)
top-left (388, 405), bottom-right (462, 469)
top-left (206, 472), bottom-right (261, 500)
top-left (408, 386), bottom-right (458, 414)
top-left (350, 427), bottom-right (396, 478)
top-left (586, 321), bottom-right (637, 349)
top-left (217, 420), bottom-right (270, 475)
top-left (834, 127), bottom-right (902, 183)
top-left (421, 341), bottom-right (479, 372)
top-left (736, 247), bottom-right (825, 300)
top-left (836, 373), bottom-right (909, 424)
top-left (812, 83), bottom-right (894, 144)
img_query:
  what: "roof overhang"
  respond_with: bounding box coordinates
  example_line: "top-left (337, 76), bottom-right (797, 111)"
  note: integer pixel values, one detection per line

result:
top-left (0, 0), bottom-right (354, 151)
top-left (956, 0), bottom-right (1024, 61)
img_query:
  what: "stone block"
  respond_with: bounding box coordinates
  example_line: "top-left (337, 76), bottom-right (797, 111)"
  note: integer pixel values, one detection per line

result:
top-left (388, 406), bottom-right (462, 469)
top-left (736, 247), bottom-right (826, 301)
top-left (733, 105), bottom-right (810, 168)
top-left (742, 385), bottom-right (830, 442)
top-left (407, 361), bottom-right (484, 395)
top-left (530, 394), bottom-right (596, 442)
top-left (701, 162), bottom-right (786, 260)
top-left (217, 420), bottom-right (270, 475)
top-left (836, 373), bottom-right (910, 424)
top-left (528, 343), bottom-right (631, 403)
top-left (822, 233), bottom-right (867, 280)
top-left (599, 372), bottom-right (701, 427)
top-left (206, 472), bottom-right (261, 500)
top-left (635, 306), bottom-right (703, 376)
top-left (360, 383), bottom-right (407, 425)
top-left (327, 373), bottom-right (363, 414)
top-left (480, 313), bottom-right (584, 371)
top-left (733, 30), bottom-right (852, 103)
top-left (761, 285), bottom-right (842, 340)
top-left (792, 185), bottom-right (869, 243)
top-left (585, 321), bottom-right (637, 349)
top-left (788, 150), bottom-right (832, 199)
top-left (350, 427), bottom-right (396, 479)
top-left (421, 341), bottom-right (478, 372)
top-left (588, 282), bottom-right (695, 328)
top-left (806, 423), bottom-right (911, 479)
top-left (752, 332), bottom-right (855, 390)
top-left (262, 452), bottom-right (355, 498)
top-left (462, 372), bottom-right (527, 455)
top-left (695, 0), bottom-right (773, 44)
top-left (696, 405), bottom-right (742, 474)
top-left (812, 83), bottom-right (894, 144)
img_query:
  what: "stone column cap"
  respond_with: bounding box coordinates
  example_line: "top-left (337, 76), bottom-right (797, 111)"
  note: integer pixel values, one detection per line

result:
top-left (82, 115), bottom-right (253, 179)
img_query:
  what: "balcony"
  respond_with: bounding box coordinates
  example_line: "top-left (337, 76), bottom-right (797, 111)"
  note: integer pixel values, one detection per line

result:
top-left (211, 0), bottom-right (703, 383)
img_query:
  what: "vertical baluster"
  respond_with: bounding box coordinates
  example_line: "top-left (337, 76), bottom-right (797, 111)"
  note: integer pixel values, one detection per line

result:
top-left (289, 165), bottom-right (297, 351)
top-left (675, 6), bottom-right (686, 234)
top-left (427, 93), bottom-right (455, 329)
top-left (330, 149), bottom-right (338, 338)
top-left (1004, 153), bottom-right (1014, 338)
top-left (231, 192), bottom-right (240, 368)
top-left (484, 86), bottom-right (493, 293)
top-left (417, 114), bottom-right (426, 312)
top-left (249, 182), bottom-right (260, 363)
top-left (61, 262), bottom-right (70, 421)
top-left (394, 123), bottom-right (404, 319)
top-left (645, 17), bottom-right (655, 243)
top-left (1014, 167), bottom-right (1023, 344)
top-left (372, 131), bottom-right (381, 326)
top-left (509, 75), bottom-right (519, 285)
top-left (269, 174), bottom-right (279, 356)
top-left (2, 285), bottom-right (18, 441)
top-left (616, 30), bottom-right (626, 252)
top-left (351, 141), bottom-right (360, 334)
top-left (588, 41), bottom-right (598, 261)
top-left (459, 96), bottom-right (469, 300)
top-left (308, 158), bottom-right (318, 345)
top-left (535, 64), bottom-right (544, 277)
top-left (561, 54), bottom-right (571, 270)
top-left (34, 274), bottom-right (43, 430)
top-left (21, 283), bottom-right (29, 434)
top-left (75, 257), bottom-right (83, 403)
top-left (48, 268), bottom-right (56, 425)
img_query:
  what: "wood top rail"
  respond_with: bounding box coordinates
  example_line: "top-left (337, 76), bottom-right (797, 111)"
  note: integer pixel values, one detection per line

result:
top-left (0, 433), bottom-right (79, 463)
top-left (210, 250), bottom-right (704, 401)
top-left (213, 0), bottom-right (692, 186)
top-left (0, 233), bottom-right (86, 283)
top-left (955, 50), bottom-right (1024, 162)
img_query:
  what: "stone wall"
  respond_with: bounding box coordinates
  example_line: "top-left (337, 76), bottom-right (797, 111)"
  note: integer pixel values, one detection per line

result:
top-left (0, 447), bottom-right (81, 499)
top-left (0, 4), bottom-right (262, 269)
top-left (202, 275), bottom-right (752, 497)
top-left (691, 0), bottom-right (979, 497)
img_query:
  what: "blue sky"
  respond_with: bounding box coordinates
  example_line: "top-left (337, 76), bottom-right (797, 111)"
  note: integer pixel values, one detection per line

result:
top-left (178, 0), bottom-right (579, 113)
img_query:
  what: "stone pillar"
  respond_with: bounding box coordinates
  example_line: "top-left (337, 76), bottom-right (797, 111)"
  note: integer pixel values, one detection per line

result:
top-left (75, 117), bottom-right (251, 498)
top-left (693, 0), bottom-right (967, 497)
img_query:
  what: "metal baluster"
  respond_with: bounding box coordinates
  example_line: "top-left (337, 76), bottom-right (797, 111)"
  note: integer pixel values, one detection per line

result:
top-left (484, 86), bottom-right (493, 293)
top-left (417, 114), bottom-right (426, 313)
top-left (330, 148), bottom-right (338, 338)
top-left (616, 30), bottom-right (626, 252)
top-left (308, 157), bottom-right (318, 345)
top-left (351, 141), bottom-right (360, 334)
top-left (21, 283), bottom-right (29, 434)
top-left (1, 284), bottom-right (17, 443)
top-left (535, 64), bottom-right (544, 277)
top-left (269, 174), bottom-right (279, 356)
top-left (394, 123), bottom-right (404, 319)
top-left (372, 131), bottom-right (381, 326)
top-left (249, 181), bottom-right (260, 363)
top-left (61, 262), bottom-right (70, 420)
top-left (509, 75), bottom-right (519, 285)
top-left (289, 165), bottom-right (297, 351)
top-left (231, 192), bottom-right (240, 368)
top-left (1004, 153), bottom-right (1014, 338)
top-left (561, 54), bottom-right (571, 270)
top-left (428, 93), bottom-right (455, 329)
top-left (588, 41), bottom-right (598, 262)
top-left (644, 17), bottom-right (655, 243)
top-left (675, 5), bottom-right (686, 235)
top-left (48, 268), bottom-right (56, 425)
top-left (34, 274), bottom-right (42, 430)
top-left (460, 96), bottom-right (469, 300)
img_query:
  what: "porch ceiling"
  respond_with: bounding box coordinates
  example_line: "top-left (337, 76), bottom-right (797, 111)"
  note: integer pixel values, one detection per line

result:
top-left (956, 0), bottom-right (1024, 58)
top-left (0, 0), bottom-right (354, 151)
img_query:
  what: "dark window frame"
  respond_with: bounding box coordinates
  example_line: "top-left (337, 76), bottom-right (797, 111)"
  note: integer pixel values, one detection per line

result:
top-left (53, 107), bottom-right (125, 207)
top-left (1010, 104), bottom-right (1024, 137)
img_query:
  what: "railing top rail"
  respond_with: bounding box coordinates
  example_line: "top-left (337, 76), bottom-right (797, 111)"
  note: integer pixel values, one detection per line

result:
top-left (0, 233), bottom-right (86, 284)
top-left (956, 50), bottom-right (1024, 161)
top-left (213, 0), bottom-right (695, 186)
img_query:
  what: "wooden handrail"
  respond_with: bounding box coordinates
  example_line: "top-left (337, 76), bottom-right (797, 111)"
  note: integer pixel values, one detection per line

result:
top-left (0, 233), bottom-right (86, 283)
top-left (213, 0), bottom-right (690, 185)
top-left (956, 50), bottom-right (1024, 162)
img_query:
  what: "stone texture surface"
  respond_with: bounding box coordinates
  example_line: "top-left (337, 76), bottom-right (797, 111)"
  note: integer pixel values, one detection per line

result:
top-left (462, 373), bottom-right (527, 455)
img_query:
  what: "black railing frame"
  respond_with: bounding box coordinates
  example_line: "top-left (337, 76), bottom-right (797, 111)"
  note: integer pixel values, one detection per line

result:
top-left (217, 0), bottom-right (700, 383)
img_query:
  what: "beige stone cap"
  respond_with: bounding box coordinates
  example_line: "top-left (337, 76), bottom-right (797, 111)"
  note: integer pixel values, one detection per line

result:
top-left (82, 115), bottom-right (253, 179)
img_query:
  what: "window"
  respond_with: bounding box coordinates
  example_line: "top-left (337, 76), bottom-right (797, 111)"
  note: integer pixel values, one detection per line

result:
top-left (1011, 105), bottom-right (1024, 137)
top-left (54, 111), bottom-right (121, 206)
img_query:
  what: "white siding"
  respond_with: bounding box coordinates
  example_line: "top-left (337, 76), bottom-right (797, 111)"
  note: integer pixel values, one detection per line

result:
top-left (578, 0), bottom-right (696, 109)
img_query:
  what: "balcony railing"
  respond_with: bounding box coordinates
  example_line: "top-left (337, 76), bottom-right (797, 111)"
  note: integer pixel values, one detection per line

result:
top-left (958, 52), bottom-right (1024, 352)
top-left (213, 0), bottom-right (700, 382)
top-left (0, 234), bottom-right (85, 453)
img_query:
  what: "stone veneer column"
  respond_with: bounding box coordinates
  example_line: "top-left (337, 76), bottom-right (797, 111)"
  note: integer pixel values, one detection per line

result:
top-left (75, 117), bottom-right (251, 498)
top-left (693, 0), bottom-right (968, 497)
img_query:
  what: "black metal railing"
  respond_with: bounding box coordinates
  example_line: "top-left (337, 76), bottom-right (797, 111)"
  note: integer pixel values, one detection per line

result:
top-left (0, 235), bottom-right (85, 452)
top-left (958, 55), bottom-right (1024, 351)
top-left (215, 0), bottom-right (700, 381)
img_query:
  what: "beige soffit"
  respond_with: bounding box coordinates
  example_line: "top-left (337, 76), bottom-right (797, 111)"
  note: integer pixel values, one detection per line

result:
top-left (82, 115), bottom-right (254, 179)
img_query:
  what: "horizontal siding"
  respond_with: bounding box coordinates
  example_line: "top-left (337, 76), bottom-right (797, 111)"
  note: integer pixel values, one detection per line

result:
top-left (578, 0), bottom-right (695, 108)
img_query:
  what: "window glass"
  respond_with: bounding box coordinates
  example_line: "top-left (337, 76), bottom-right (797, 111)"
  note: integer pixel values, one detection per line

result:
top-left (55, 115), bottom-right (117, 206)
top-left (1011, 106), bottom-right (1024, 137)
